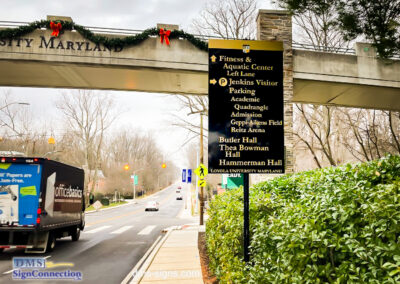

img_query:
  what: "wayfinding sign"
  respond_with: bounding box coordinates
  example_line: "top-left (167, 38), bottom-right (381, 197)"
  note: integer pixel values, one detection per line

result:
top-left (182, 169), bottom-right (186, 183)
top-left (187, 169), bottom-right (192, 183)
top-left (208, 39), bottom-right (285, 174)
top-left (222, 174), bottom-right (244, 189)
top-left (130, 175), bottom-right (138, 185)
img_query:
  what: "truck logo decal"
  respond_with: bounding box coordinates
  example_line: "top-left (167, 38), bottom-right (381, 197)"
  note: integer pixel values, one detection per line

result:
top-left (55, 185), bottom-right (82, 199)
top-left (0, 163), bottom-right (11, 170)
top-left (20, 186), bottom-right (37, 196)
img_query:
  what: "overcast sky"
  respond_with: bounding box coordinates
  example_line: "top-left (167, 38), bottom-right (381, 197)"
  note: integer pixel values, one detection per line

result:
top-left (0, 0), bottom-right (274, 169)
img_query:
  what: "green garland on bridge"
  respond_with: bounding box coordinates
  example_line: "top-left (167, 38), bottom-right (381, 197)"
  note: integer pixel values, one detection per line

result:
top-left (0, 20), bottom-right (208, 51)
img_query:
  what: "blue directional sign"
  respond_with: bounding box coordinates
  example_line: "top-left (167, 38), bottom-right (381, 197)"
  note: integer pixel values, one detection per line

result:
top-left (182, 169), bottom-right (186, 182)
top-left (187, 169), bottom-right (192, 183)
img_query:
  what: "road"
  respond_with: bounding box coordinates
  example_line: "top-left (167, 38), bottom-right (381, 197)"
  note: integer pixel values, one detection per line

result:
top-left (0, 183), bottom-right (193, 283)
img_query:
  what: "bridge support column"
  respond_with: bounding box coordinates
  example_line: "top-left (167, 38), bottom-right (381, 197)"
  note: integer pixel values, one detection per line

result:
top-left (254, 9), bottom-right (294, 182)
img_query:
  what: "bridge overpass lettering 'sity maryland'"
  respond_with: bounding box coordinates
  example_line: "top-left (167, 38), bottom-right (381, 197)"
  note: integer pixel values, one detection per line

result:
top-left (0, 15), bottom-right (399, 111)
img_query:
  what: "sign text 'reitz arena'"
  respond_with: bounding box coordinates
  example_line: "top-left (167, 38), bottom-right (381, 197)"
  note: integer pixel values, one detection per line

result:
top-left (208, 40), bottom-right (285, 174)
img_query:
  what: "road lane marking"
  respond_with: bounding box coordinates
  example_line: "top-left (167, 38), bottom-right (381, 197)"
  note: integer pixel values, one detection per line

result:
top-left (86, 189), bottom-right (176, 227)
top-left (3, 256), bottom-right (51, 274)
top-left (84, 225), bottom-right (112, 234)
top-left (138, 225), bottom-right (156, 235)
top-left (110, 226), bottom-right (133, 234)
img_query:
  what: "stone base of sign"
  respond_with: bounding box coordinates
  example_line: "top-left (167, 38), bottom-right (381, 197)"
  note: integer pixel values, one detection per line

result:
top-left (255, 9), bottom-right (294, 182)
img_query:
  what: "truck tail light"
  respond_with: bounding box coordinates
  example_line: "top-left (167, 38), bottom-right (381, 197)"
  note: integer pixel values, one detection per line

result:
top-left (37, 208), bottom-right (41, 214)
top-left (36, 217), bottom-right (40, 224)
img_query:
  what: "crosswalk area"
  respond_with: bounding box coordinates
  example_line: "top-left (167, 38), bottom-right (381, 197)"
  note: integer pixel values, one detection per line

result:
top-left (83, 225), bottom-right (157, 236)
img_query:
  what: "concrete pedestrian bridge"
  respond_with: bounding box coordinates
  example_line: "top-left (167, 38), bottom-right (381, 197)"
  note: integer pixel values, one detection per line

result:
top-left (0, 19), bottom-right (399, 111)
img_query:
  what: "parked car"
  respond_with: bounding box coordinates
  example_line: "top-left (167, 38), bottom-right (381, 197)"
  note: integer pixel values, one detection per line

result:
top-left (145, 201), bottom-right (159, 211)
top-left (176, 193), bottom-right (183, 200)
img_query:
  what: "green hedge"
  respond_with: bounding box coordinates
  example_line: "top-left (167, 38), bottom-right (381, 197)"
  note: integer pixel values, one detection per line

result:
top-left (206, 155), bottom-right (400, 283)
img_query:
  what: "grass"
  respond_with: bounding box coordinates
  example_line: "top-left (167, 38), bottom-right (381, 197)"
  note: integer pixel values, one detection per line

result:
top-left (85, 201), bottom-right (127, 212)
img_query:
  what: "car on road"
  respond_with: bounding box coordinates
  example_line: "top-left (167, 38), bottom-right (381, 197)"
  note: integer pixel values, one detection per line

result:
top-left (176, 193), bottom-right (183, 200)
top-left (145, 201), bottom-right (159, 211)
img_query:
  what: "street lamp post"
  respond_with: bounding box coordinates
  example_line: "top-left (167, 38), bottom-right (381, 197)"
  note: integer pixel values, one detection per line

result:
top-left (0, 102), bottom-right (30, 111)
top-left (199, 112), bottom-right (205, 226)
top-left (187, 109), bottom-right (206, 226)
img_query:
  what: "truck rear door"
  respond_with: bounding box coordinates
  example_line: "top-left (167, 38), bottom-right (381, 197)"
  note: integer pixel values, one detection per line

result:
top-left (0, 163), bottom-right (42, 226)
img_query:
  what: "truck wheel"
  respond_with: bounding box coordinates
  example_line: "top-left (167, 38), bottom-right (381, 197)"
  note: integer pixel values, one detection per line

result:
top-left (46, 233), bottom-right (56, 252)
top-left (71, 227), bottom-right (80, 241)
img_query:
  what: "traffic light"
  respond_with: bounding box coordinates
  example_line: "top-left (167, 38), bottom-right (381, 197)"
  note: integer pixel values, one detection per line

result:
top-left (123, 164), bottom-right (130, 171)
top-left (161, 163), bottom-right (166, 169)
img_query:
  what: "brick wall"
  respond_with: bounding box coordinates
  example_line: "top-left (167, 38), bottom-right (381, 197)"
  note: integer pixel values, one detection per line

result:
top-left (252, 10), bottom-right (294, 183)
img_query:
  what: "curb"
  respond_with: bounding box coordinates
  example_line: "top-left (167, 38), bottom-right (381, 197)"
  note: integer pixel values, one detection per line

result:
top-left (86, 184), bottom-right (174, 215)
top-left (85, 201), bottom-right (134, 214)
top-left (121, 227), bottom-right (177, 284)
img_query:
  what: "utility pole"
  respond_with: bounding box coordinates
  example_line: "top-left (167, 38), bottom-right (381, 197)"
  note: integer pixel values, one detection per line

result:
top-left (186, 108), bottom-right (207, 225)
top-left (199, 112), bottom-right (204, 225)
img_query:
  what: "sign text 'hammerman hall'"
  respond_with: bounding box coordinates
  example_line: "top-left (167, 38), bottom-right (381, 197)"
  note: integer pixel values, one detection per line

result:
top-left (208, 40), bottom-right (285, 174)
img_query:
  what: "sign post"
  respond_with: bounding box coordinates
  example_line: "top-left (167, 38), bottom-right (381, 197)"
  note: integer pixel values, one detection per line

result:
top-left (208, 39), bottom-right (285, 262)
top-left (194, 164), bottom-right (208, 225)
top-left (243, 173), bottom-right (250, 261)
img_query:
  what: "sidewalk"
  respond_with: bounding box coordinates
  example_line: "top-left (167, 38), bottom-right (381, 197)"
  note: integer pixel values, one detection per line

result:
top-left (138, 225), bottom-right (203, 284)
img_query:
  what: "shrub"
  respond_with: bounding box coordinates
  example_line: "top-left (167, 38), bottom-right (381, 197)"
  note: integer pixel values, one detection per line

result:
top-left (206, 155), bottom-right (400, 283)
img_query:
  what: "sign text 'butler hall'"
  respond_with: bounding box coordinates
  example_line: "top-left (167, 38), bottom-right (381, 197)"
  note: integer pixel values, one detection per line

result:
top-left (208, 39), bottom-right (285, 174)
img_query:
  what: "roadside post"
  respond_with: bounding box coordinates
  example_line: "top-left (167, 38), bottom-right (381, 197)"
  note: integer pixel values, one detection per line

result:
top-left (194, 163), bottom-right (208, 225)
top-left (208, 40), bottom-right (285, 262)
top-left (186, 169), bottom-right (192, 209)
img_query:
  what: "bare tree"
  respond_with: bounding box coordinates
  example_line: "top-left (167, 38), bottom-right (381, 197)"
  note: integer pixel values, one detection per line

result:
top-left (339, 108), bottom-right (400, 162)
top-left (104, 128), bottom-right (178, 196)
top-left (56, 90), bottom-right (117, 195)
top-left (192, 0), bottom-right (257, 39)
top-left (388, 111), bottom-right (400, 154)
top-left (292, 9), bottom-right (350, 51)
top-left (171, 0), bottom-right (257, 159)
top-left (294, 104), bottom-right (340, 167)
top-left (170, 95), bottom-right (208, 147)
top-left (290, 5), bottom-right (354, 170)
top-left (0, 90), bottom-right (45, 156)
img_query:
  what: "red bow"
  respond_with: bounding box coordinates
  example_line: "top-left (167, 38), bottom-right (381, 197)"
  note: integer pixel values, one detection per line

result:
top-left (50, 21), bottom-right (62, 37)
top-left (159, 28), bottom-right (171, 45)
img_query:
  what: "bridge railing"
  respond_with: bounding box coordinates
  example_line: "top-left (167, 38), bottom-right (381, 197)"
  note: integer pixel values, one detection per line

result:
top-left (0, 21), bottom-right (221, 39)
top-left (0, 21), bottom-right (398, 59)
top-left (292, 42), bottom-right (356, 55)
